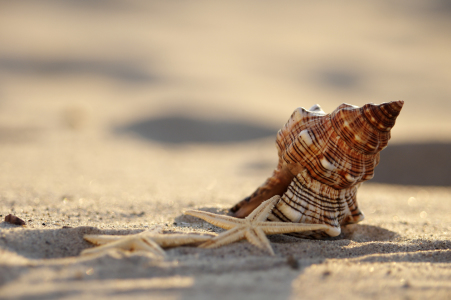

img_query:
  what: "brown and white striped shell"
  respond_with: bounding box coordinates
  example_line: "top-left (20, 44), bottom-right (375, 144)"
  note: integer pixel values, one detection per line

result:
top-left (230, 101), bottom-right (404, 238)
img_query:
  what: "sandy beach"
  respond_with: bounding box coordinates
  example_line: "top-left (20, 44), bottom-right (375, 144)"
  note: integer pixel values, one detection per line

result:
top-left (1, 1), bottom-right (451, 299)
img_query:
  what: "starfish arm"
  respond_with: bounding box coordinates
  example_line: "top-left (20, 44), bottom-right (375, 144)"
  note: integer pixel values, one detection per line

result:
top-left (259, 222), bottom-right (330, 235)
top-left (244, 228), bottom-right (275, 256)
top-left (151, 234), bottom-right (213, 248)
top-left (184, 210), bottom-right (245, 229)
top-left (139, 237), bottom-right (167, 257)
top-left (82, 235), bottom-right (164, 258)
top-left (83, 234), bottom-right (124, 245)
top-left (247, 196), bottom-right (281, 222)
top-left (198, 226), bottom-right (246, 249)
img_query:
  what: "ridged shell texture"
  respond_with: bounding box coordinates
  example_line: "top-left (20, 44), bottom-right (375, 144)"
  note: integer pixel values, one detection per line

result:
top-left (231, 101), bottom-right (404, 238)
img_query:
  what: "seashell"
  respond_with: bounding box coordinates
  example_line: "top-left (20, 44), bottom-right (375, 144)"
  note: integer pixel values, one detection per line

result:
top-left (230, 101), bottom-right (404, 238)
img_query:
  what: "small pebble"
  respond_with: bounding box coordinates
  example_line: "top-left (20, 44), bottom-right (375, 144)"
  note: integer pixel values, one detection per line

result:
top-left (5, 214), bottom-right (26, 226)
top-left (322, 271), bottom-right (331, 277)
top-left (286, 255), bottom-right (299, 270)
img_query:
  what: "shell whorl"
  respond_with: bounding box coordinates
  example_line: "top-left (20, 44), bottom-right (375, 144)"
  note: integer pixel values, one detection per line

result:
top-left (230, 101), bottom-right (403, 238)
top-left (267, 169), bottom-right (364, 238)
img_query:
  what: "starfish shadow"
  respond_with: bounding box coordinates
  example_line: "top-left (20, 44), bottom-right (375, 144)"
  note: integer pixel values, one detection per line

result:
top-left (0, 226), bottom-right (145, 259)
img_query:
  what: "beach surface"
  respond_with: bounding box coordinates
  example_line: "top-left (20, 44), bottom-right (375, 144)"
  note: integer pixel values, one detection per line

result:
top-left (1, 1), bottom-right (451, 299)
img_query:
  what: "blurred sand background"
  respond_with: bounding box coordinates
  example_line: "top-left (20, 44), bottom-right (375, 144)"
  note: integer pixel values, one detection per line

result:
top-left (0, 1), bottom-right (450, 299)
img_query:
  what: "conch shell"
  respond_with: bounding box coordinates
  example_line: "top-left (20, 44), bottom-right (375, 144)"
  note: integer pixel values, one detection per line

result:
top-left (230, 101), bottom-right (404, 238)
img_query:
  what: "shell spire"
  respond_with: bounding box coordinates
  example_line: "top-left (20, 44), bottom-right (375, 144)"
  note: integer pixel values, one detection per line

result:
top-left (380, 100), bottom-right (404, 118)
top-left (230, 101), bottom-right (403, 238)
top-left (330, 100), bottom-right (404, 154)
top-left (364, 100), bottom-right (404, 131)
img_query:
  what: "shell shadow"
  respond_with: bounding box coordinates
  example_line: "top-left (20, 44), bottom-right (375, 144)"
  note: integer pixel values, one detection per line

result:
top-left (339, 224), bottom-right (399, 242)
top-left (115, 115), bottom-right (277, 144)
top-left (347, 241), bottom-right (451, 263)
top-left (372, 142), bottom-right (451, 186)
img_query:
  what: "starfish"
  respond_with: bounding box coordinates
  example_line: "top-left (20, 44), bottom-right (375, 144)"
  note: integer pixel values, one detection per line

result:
top-left (184, 196), bottom-right (329, 255)
top-left (82, 230), bottom-right (213, 259)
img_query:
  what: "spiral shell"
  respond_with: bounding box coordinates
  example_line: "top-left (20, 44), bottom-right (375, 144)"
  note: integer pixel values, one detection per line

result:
top-left (230, 101), bottom-right (404, 238)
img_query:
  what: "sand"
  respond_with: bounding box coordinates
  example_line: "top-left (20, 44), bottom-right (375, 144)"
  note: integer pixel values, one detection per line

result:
top-left (1, 1), bottom-right (451, 299)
